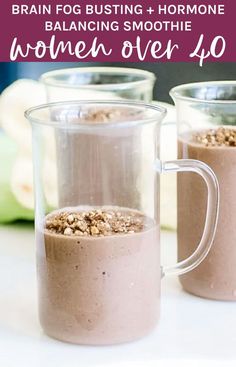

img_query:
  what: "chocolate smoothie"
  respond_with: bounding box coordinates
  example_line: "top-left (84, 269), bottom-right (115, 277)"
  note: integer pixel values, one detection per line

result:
top-left (178, 127), bottom-right (236, 300)
top-left (37, 207), bottom-right (160, 345)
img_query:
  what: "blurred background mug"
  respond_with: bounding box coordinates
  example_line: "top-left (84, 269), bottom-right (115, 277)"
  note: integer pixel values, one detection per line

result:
top-left (40, 66), bottom-right (156, 102)
top-left (26, 101), bottom-right (219, 344)
top-left (171, 81), bottom-right (236, 301)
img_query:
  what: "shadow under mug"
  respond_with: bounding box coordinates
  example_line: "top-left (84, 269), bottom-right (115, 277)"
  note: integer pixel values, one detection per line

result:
top-left (25, 100), bottom-right (219, 345)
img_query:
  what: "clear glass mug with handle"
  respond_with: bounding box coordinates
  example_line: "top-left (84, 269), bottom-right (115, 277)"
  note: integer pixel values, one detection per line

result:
top-left (171, 81), bottom-right (236, 300)
top-left (40, 66), bottom-right (156, 102)
top-left (25, 100), bottom-right (219, 345)
top-left (40, 66), bottom-right (176, 230)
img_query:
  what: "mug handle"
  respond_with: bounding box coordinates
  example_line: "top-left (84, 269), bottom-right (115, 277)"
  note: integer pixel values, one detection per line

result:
top-left (157, 159), bottom-right (219, 277)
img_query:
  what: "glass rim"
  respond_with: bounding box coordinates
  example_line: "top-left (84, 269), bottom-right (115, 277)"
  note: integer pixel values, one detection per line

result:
top-left (40, 67), bottom-right (156, 90)
top-left (25, 100), bottom-right (166, 130)
top-left (170, 81), bottom-right (236, 104)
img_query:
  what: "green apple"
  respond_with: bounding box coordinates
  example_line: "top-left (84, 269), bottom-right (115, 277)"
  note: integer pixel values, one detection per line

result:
top-left (0, 133), bottom-right (34, 223)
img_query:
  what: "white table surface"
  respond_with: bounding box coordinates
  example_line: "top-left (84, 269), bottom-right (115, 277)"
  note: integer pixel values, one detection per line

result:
top-left (0, 224), bottom-right (236, 367)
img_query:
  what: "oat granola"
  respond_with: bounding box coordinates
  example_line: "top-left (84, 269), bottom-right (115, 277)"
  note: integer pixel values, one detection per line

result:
top-left (193, 127), bottom-right (236, 147)
top-left (45, 208), bottom-right (145, 236)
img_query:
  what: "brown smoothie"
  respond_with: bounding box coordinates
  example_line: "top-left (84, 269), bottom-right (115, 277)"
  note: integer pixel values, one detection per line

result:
top-left (178, 127), bottom-right (236, 300)
top-left (36, 206), bottom-right (160, 345)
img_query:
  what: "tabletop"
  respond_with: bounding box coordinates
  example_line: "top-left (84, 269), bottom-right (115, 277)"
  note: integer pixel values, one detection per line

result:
top-left (0, 224), bottom-right (236, 367)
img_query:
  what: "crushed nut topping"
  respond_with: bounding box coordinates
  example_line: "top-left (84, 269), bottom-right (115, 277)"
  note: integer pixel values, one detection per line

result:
top-left (81, 109), bottom-right (121, 124)
top-left (193, 127), bottom-right (236, 147)
top-left (45, 208), bottom-right (145, 237)
top-left (77, 107), bottom-right (143, 125)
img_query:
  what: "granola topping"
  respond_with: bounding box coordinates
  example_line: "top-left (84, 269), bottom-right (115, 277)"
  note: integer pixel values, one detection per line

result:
top-left (45, 208), bottom-right (145, 237)
top-left (69, 107), bottom-right (144, 125)
top-left (193, 127), bottom-right (236, 147)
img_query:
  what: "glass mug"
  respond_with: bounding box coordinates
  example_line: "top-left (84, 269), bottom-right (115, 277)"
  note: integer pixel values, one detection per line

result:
top-left (25, 101), bottom-right (219, 345)
top-left (171, 81), bottom-right (236, 301)
top-left (40, 65), bottom-right (174, 229)
top-left (40, 66), bottom-right (156, 102)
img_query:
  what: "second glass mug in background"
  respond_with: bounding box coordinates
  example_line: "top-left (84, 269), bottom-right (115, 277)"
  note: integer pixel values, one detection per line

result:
top-left (26, 101), bottom-right (219, 345)
top-left (40, 66), bottom-right (156, 102)
top-left (171, 81), bottom-right (236, 301)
